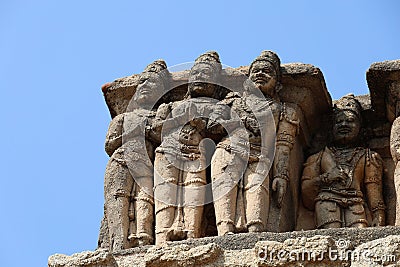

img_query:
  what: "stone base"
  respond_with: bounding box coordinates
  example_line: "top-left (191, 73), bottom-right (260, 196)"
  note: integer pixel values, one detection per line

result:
top-left (49, 226), bottom-right (400, 267)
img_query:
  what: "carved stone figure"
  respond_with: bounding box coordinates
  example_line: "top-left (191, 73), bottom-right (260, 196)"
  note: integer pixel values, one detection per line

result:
top-left (210, 51), bottom-right (300, 235)
top-left (302, 94), bottom-right (386, 229)
top-left (388, 81), bottom-right (400, 225)
top-left (153, 51), bottom-right (226, 245)
top-left (103, 60), bottom-right (169, 250)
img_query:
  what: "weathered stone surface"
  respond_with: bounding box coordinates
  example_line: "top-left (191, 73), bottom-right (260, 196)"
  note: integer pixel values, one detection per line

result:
top-left (102, 75), bottom-right (139, 118)
top-left (48, 249), bottom-right (115, 267)
top-left (351, 235), bottom-right (400, 267)
top-left (367, 59), bottom-right (400, 122)
top-left (102, 63), bottom-right (331, 127)
top-left (255, 236), bottom-right (347, 266)
top-left (301, 95), bottom-right (386, 230)
top-left (56, 55), bottom-right (400, 267)
top-left (100, 52), bottom-right (333, 246)
top-left (50, 227), bottom-right (400, 267)
top-left (367, 60), bottom-right (400, 227)
top-left (143, 243), bottom-right (223, 267)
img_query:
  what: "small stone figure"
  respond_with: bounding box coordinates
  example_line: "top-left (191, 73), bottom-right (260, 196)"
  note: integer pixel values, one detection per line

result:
top-left (152, 51), bottom-right (226, 245)
top-left (302, 95), bottom-right (386, 229)
top-left (103, 60), bottom-right (169, 250)
top-left (211, 51), bottom-right (300, 235)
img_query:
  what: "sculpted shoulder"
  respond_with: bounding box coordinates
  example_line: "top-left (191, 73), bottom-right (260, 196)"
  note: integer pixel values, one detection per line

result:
top-left (304, 150), bottom-right (324, 168)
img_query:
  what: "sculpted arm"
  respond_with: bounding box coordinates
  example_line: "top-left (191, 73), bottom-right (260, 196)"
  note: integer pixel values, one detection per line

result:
top-left (301, 152), bottom-right (323, 211)
top-left (390, 117), bottom-right (400, 165)
top-left (364, 150), bottom-right (386, 226)
top-left (208, 100), bottom-right (242, 137)
top-left (149, 103), bottom-right (173, 144)
top-left (272, 104), bottom-right (300, 207)
top-left (105, 113), bottom-right (124, 156)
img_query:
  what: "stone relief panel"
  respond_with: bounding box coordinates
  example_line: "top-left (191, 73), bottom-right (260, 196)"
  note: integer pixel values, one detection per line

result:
top-left (98, 51), bottom-right (396, 252)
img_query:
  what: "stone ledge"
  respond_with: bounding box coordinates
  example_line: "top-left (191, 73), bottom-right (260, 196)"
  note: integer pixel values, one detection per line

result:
top-left (49, 226), bottom-right (400, 267)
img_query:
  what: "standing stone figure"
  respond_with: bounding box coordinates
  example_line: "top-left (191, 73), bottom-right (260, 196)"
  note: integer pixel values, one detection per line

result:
top-left (152, 51), bottom-right (226, 245)
top-left (302, 95), bottom-right (386, 229)
top-left (211, 51), bottom-right (300, 235)
top-left (103, 60), bottom-right (169, 250)
top-left (388, 81), bottom-right (400, 225)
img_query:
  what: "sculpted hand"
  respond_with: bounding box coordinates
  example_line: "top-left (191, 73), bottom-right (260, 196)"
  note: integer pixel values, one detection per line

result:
top-left (272, 177), bottom-right (288, 208)
top-left (322, 167), bottom-right (347, 184)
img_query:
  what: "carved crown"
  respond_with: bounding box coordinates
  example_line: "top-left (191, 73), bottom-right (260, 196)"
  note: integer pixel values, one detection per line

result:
top-left (249, 50), bottom-right (281, 77)
top-left (194, 51), bottom-right (222, 71)
top-left (334, 94), bottom-right (362, 120)
top-left (144, 59), bottom-right (168, 73)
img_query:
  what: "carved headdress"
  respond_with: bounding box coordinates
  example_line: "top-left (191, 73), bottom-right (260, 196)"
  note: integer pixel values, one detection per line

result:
top-left (249, 50), bottom-right (281, 79)
top-left (194, 51), bottom-right (222, 72)
top-left (185, 51), bottom-right (223, 99)
top-left (334, 94), bottom-right (363, 122)
top-left (144, 59), bottom-right (167, 73)
top-left (142, 59), bottom-right (170, 85)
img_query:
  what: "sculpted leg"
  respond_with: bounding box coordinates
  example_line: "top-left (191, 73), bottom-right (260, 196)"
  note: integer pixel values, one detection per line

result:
top-left (154, 153), bottom-right (178, 245)
top-left (184, 170), bottom-right (206, 239)
top-left (104, 159), bottom-right (133, 250)
top-left (344, 203), bottom-right (368, 228)
top-left (129, 177), bottom-right (154, 246)
top-left (211, 148), bottom-right (243, 235)
top-left (244, 162), bottom-right (269, 232)
top-left (315, 200), bottom-right (341, 229)
top-left (395, 162), bottom-right (400, 226)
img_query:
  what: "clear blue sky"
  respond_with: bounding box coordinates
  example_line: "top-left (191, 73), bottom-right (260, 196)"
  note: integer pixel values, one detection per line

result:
top-left (0, 1), bottom-right (398, 266)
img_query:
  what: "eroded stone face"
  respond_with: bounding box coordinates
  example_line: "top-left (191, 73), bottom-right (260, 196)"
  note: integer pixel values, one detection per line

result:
top-left (332, 110), bottom-right (361, 146)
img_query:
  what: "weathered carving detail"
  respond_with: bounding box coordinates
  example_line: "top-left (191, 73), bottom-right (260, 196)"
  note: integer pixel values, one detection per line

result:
top-left (211, 51), bottom-right (299, 235)
top-left (96, 52), bottom-right (395, 254)
top-left (389, 81), bottom-right (400, 226)
top-left (103, 60), bottom-right (170, 250)
top-left (301, 95), bottom-right (386, 229)
top-left (153, 51), bottom-right (226, 245)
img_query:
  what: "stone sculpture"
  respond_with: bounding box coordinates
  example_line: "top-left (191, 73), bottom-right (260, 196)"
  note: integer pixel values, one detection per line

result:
top-left (389, 81), bottom-right (400, 225)
top-left (366, 60), bottom-right (400, 226)
top-left (210, 51), bottom-right (300, 235)
top-left (103, 60), bottom-right (169, 250)
top-left (49, 54), bottom-right (400, 267)
top-left (97, 52), bottom-right (393, 252)
top-left (301, 94), bottom-right (386, 229)
top-left (152, 51), bottom-right (227, 245)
